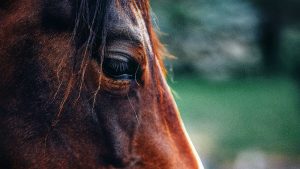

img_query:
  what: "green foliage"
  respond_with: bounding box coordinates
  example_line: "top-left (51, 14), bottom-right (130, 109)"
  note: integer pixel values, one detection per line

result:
top-left (169, 75), bottom-right (300, 160)
top-left (151, 0), bottom-right (261, 79)
top-left (152, 0), bottom-right (300, 166)
top-left (280, 28), bottom-right (300, 73)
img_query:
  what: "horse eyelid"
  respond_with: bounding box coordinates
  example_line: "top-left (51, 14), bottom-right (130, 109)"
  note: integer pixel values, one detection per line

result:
top-left (106, 52), bottom-right (131, 61)
top-left (106, 51), bottom-right (142, 66)
top-left (107, 30), bottom-right (143, 47)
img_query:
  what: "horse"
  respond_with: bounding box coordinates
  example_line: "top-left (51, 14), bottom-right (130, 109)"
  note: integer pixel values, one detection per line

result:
top-left (0, 0), bottom-right (203, 168)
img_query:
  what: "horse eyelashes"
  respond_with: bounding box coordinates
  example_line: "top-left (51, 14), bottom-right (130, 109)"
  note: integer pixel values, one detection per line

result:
top-left (102, 55), bottom-right (141, 81)
top-left (110, 60), bottom-right (129, 73)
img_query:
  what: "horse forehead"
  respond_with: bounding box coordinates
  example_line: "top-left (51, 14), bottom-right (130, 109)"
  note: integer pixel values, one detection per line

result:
top-left (106, 0), bottom-right (139, 23)
top-left (106, 10), bottom-right (142, 38)
top-left (106, 1), bottom-right (153, 52)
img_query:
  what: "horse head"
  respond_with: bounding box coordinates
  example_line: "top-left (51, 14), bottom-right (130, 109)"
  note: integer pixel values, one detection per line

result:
top-left (0, 0), bottom-right (203, 168)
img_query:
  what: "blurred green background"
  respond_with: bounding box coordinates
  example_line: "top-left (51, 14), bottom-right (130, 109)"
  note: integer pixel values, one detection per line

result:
top-left (151, 0), bottom-right (300, 168)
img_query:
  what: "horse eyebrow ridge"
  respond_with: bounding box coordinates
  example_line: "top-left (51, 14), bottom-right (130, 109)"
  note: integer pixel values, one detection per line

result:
top-left (106, 27), bottom-right (143, 46)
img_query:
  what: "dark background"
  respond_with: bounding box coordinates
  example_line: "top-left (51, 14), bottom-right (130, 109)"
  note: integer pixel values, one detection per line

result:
top-left (151, 0), bottom-right (300, 168)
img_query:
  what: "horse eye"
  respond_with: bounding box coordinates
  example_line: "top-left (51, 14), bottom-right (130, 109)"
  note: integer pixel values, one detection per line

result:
top-left (102, 54), bottom-right (141, 81)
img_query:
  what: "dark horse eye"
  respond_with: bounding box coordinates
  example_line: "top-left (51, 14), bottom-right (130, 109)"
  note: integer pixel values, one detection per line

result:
top-left (102, 53), bottom-right (141, 81)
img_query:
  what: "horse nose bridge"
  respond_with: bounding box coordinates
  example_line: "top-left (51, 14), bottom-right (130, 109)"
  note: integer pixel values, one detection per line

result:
top-left (156, 80), bottom-right (202, 168)
top-left (158, 80), bottom-right (181, 117)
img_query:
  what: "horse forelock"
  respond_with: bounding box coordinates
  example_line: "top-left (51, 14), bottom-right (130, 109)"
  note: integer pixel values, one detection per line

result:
top-left (70, 0), bottom-right (167, 69)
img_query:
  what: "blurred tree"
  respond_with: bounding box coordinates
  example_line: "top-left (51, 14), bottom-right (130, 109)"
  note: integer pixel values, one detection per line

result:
top-left (250, 0), bottom-right (300, 74)
top-left (152, 0), bottom-right (300, 79)
top-left (151, 0), bottom-right (260, 79)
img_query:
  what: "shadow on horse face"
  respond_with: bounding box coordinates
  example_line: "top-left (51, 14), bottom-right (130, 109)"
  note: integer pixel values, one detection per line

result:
top-left (0, 0), bottom-right (202, 168)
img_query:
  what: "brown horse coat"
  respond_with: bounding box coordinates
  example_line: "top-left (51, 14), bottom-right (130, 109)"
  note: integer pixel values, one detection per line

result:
top-left (0, 0), bottom-right (203, 168)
